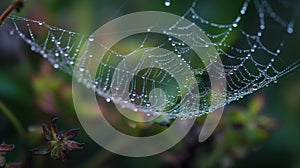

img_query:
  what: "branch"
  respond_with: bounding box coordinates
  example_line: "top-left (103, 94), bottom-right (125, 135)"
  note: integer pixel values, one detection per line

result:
top-left (0, 0), bottom-right (24, 25)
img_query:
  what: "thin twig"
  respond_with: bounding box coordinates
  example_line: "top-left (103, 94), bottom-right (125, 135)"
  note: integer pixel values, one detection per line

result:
top-left (0, 0), bottom-right (24, 25)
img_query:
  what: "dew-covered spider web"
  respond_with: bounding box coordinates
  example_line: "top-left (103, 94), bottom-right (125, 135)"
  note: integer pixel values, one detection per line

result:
top-left (1, 0), bottom-right (300, 119)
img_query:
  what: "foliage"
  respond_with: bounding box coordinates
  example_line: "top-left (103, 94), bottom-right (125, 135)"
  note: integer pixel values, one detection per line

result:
top-left (0, 143), bottom-right (21, 168)
top-left (31, 118), bottom-right (84, 161)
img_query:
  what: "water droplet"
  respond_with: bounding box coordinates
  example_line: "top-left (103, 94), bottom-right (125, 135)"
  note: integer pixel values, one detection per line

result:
top-left (31, 46), bottom-right (36, 51)
top-left (38, 21), bottom-right (44, 26)
top-left (164, 0), bottom-right (171, 7)
top-left (9, 30), bottom-right (14, 36)
top-left (79, 66), bottom-right (85, 72)
top-left (276, 49), bottom-right (281, 54)
top-left (257, 31), bottom-right (262, 37)
top-left (252, 84), bottom-right (258, 91)
top-left (240, 8), bottom-right (246, 15)
top-left (287, 27), bottom-right (294, 34)
top-left (89, 36), bottom-right (94, 42)
top-left (54, 64), bottom-right (59, 69)
top-left (106, 98), bottom-right (111, 102)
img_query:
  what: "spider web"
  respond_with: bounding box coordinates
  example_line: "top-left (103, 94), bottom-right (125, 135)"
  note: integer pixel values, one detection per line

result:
top-left (1, 0), bottom-right (299, 118)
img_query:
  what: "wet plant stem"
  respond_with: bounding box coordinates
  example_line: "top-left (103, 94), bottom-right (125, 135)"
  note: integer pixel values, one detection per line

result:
top-left (0, 0), bottom-right (24, 25)
top-left (0, 101), bottom-right (26, 136)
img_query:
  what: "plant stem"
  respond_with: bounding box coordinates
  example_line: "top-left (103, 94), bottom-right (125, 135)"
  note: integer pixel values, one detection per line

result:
top-left (0, 101), bottom-right (26, 136)
top-left (0, 0), bottom-right (24, 26)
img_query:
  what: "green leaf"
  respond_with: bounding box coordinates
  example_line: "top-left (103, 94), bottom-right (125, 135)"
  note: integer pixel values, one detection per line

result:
top-left (249, 96), bottom-right (265, 114)
top-left (31, 146), bottom-right (50, 155)
top-left (50, 146), bottom-right (60, 160)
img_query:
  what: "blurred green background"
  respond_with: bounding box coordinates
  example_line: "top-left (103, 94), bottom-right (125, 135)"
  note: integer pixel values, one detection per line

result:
top-left (0, 0), bottom-right (300, 167)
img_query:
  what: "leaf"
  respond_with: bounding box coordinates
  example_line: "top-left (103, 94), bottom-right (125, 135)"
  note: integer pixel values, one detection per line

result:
top-left (0, 144), bottom-right (14, 152)
top-left (249, 96), bottom-right (265, 114)
top-left (51, 117), bottom-right (59, 141)
top-left (0, 153), bottom-right (6, 167)
top-left (64, 140), bottom-right (84, 151)
top-left (50, 146), bottom-right (68, 160)
top-left (64, 128), bottom-right (80, 140)
top-left (31, 146), bottom-right (50, 155)
top-left (50, 146), bottom-right (60, 160)
top-left (42, 123), bottom-right (52, 141)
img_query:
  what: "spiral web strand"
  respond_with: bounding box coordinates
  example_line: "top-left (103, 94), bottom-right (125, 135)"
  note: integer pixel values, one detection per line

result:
top-left (1, 0), bottom-right (299, 118)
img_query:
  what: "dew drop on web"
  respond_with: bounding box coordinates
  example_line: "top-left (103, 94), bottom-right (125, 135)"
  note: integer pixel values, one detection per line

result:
top-left (164, 0), bottom-right (171, 7)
